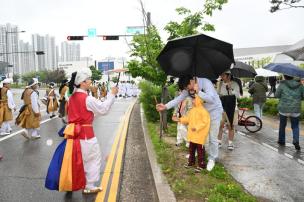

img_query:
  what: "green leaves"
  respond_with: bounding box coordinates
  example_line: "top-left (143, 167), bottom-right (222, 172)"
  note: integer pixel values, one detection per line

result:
top-left (127, 2), bottom-right (228, 86)
top-left (89, 65), bottom-right (102, 81)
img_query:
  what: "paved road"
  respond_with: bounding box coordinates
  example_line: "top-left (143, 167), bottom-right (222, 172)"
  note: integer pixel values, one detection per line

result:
top-left (217, 112), bottom-right (304, 202)
top-left (0, 90), bottom-right (135, 202)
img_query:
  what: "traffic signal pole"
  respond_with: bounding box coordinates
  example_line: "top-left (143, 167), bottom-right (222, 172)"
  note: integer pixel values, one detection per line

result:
top-left (67, 34), bottom-right (135, 41)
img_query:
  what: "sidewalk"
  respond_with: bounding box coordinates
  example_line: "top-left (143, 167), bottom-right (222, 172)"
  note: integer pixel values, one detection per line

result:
top-left (218, 112), bottom-right (304, 201)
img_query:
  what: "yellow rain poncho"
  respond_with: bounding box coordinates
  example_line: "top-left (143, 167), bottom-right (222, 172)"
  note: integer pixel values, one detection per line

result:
top-left (179, 95), bottom-right (210, 145)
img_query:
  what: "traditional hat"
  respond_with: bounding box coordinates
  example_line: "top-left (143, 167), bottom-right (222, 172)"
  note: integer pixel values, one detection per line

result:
top-left (48, 82), bottom-right (55, 88)
top-left (2, 78), bottom-right (13, 84)
top-left (74, 68), bottom-right (92, 85)
top-left (28, 78), bottom-right (39, 87)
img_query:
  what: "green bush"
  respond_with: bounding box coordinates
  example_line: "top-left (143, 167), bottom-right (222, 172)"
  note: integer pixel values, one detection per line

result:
top-left (238, 97), bottom-right (304, 120)
top-left (139, 80), bottom-right (176, 122)
top-left (237, 97), bottom-right (253, 110)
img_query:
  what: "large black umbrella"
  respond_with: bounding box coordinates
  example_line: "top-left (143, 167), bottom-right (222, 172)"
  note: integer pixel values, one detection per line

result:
top-left (231, 61), bottom-right (257, 78)
top-left (157, 34), bottom-right (235, 80)
top-left (282, 39), bottom-right (304, 61)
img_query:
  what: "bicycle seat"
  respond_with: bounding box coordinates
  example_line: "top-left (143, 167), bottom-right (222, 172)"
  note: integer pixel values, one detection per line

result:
top-left (239, 108), bottom-right (249, 111)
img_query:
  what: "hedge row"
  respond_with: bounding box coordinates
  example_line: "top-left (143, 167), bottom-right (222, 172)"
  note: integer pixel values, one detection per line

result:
top-left (238, 97), bottom-right (304, 120)
top-left (138, 81), bottom-right (304, 121)
top-left (139, 81), bottom-right (176, 122)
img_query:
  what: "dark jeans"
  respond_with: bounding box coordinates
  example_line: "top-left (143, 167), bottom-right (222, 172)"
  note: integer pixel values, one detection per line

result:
top-left (188, 142), bottom-right (206, 168)
top-left (279, 114), bottom-right (300, 144)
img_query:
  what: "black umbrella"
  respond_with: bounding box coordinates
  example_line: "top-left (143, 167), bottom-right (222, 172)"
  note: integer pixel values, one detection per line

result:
top-left (282, 39), bottom-right (304, 61)
top-left (157, 34), bottom-right (235, 80)
top-left (230, 61), bottom-right (257, 78)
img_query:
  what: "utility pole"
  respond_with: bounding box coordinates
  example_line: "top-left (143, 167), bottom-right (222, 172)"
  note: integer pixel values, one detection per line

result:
top-left (147, 12), bottom-right (151, 27)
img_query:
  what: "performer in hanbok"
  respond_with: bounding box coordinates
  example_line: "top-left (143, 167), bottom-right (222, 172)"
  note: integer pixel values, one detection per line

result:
top-left (58, 79), bottom-right (69, 119)
top-left (16, 78), bottom-right (41, 139)
top-left (0, 78), bottom-right (16, 136)
top-left (46, 82), bottom-right (58, 118)
top-left (90, 81), bottom-right (99, 99)
top-left (45, 69), bottom-right (118, 194)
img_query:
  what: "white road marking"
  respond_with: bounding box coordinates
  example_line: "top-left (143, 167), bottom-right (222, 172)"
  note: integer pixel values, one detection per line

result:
top-left (284, 153), bottom-right (293, 159)
top-left (262, 143), bottom-right (279, 152)
top-left (298, 159), bottom-right (304, 165)
top-left (0, 116), bottom-right (57, 142)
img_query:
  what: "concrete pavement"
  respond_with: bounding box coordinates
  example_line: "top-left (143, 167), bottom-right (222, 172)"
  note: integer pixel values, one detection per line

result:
top-left (217, 113), bottom-right (304, 202)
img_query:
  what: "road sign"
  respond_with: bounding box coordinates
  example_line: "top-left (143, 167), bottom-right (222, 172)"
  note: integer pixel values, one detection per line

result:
top-left (98, 62), bottom-right (114, 72)
top-left (126, 26), bottom-right (144, 34)
top-left (88, 28), bottom-right (97, 38)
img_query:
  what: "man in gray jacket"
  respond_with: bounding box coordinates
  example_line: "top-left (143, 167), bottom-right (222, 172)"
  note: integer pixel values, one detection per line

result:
top-left (156, 76), bottom-right (223, 171)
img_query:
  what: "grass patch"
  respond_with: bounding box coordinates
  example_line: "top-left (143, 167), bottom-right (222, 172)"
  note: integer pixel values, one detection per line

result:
top-left (147, 122), bottom-right (256, 202)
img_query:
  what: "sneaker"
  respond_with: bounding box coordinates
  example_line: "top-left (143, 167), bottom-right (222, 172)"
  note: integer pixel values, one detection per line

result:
top-left (277, 141), bottom-right (285, 146)
top-left (175, 143), bottom-right (182, 147)
top-left (293, 142), bottom-right (301, 151)
top-left (227, 144), bottom-right (234, 150)
top-left (207, 160), bottom-right (215, 171)
top-left (218, 142), bottom-right (222, 148)
top-left (0, 132), bottom-right (10, 136)
top-left (82, 186), bottom-right (102, 194)
top-left (185, 154), bottom-right (190, 159)
top-left (31, 135), bottom-right (41, 140)
top-left (20, 131), bottom-right (30, 140)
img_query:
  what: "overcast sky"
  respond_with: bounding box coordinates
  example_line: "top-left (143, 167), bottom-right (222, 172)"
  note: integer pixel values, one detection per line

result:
top-left (0, 0), bottom-right (303, 60)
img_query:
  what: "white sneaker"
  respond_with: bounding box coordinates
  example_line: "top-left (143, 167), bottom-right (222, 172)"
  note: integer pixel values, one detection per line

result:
top-left (31, 135), bottom-right (41, 140)
top-left (0, 132), bottom-right (9, 136)
top-left (228, 144), bottom-right (234, 150)
top-left (185, 154), bottom-right (190, 159)
top-left (207, 159), bottom-right (215, 171)
top-left (21, 131), bottom-right (30, 140)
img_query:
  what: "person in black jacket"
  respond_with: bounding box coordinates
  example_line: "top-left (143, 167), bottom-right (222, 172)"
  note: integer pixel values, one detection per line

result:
top-left (268, 76), bottom-right (277, 97)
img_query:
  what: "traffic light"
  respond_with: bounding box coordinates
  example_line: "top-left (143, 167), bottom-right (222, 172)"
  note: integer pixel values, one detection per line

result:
top-left (67, 36), bottom-right (84, 40)
top-left (103, 36), bottom-right (119, 40)
top-left (35, 51), bottom-right (45, 55)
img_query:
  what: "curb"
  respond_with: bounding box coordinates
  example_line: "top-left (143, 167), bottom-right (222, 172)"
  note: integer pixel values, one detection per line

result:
top-left (140, 105), bottom-right (176, 202)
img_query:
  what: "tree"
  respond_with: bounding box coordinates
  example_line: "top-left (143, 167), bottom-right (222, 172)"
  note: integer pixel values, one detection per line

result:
top-left (164, 7), bottom-right (215, 40)
top-left (89, 66), bottom-right (102, 81)
top-left (270, 0), bottom-right (304, 12)
top-left (22, 71), bottom-right (37, 84)
top-left (112, 76), bottom-right (119, 83)
top-left (13, 74), bottom-right (20, 84)
top-left (249, 57), bottom-right (273, 68)
top-left (127, 25), bottom-right (166, 86)
top-left (127, 1), bottom-right (228, 85)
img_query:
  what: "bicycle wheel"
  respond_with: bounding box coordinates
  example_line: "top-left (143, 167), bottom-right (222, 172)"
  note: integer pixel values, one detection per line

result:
top-left (244, 116), bottom-right (262, 133)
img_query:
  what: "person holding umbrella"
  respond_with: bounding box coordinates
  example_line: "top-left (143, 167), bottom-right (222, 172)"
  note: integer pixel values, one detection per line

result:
top-left (157, 76), bottom-right (223, 171)
top-left (217, 70), bottom-right (241, 150)
top-left (275, 75), bottom-right (304, 151)
top-left (156, 33), bottom-right (235, 171)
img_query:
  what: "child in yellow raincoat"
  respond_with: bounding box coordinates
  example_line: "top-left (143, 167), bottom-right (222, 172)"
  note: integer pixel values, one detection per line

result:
top-left (173, 95), bottom-right (210, 171)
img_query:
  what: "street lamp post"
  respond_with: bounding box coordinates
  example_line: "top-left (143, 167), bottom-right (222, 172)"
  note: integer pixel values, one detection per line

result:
top-left (5, 30), bottom-right (25, 77)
